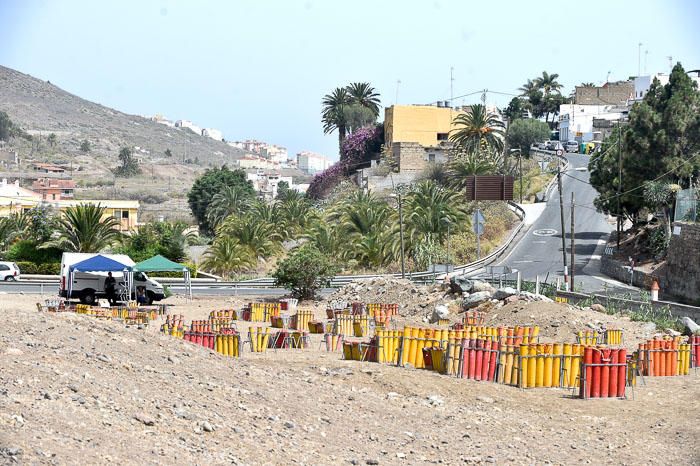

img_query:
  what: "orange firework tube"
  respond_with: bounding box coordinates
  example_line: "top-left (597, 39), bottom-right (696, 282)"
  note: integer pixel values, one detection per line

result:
top-left (488, 341), bottom-right (498, 382)
top-left (608, 348), bottom-right (619, 397)
top-left (506, 327), bottom-right (514, 346)
top-left (582, 346), bottom-right (593, 398)
top-left (468, 338), bottom-right (477, 379)
top-left (527, 344), bottom-right (537, 388)
top-left (535, 344), bottom-right (545, 387)
top-left (616, 349), bottom-right (627, 397)
top-left (504, 345), bottom-right (514, 385)
top-left (668, 340), bottom-right (677, 376)
top-left (544, 344), bottom-right (553, 388)
top-left (480, 340), bottom-right (491, 381)
top-left (600, 347), bottom-right (611, 398)
top-left (515, 327), bottom-right (524, 346)
top-left (553, 343), bottom-right (563, 387)
top-left (591, 348), bottom-right (602, 398)
top-left (408, 327), bottom-right (419, 368)
top-left (519, 344), bottom-right (529, 388)
top-left (638, 343), bottom-right (646, 376)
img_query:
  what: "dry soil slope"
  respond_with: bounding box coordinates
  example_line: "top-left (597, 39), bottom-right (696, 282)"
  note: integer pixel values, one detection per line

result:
top-left (1, 297), bottom-right (699, 465)
top-left (0, 65), bottom-right (246, 169)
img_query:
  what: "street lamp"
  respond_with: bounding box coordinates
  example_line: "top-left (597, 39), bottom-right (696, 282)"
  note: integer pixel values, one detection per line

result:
top-left (441, 217), bottom-right (452, 273)
top-left (510, 148), bottom-right (523, 203)
top-left (390, 192), bottom-right (406, 278)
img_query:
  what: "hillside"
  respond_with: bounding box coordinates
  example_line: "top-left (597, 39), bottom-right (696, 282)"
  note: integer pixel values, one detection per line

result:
top-left (0, 65), bottom-right (253, 220)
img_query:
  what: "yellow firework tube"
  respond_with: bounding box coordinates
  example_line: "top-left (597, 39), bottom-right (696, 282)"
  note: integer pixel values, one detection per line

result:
top-left (215, 335), bottom-right (222, 354)
top-left (401, 327), bottom-right (411, 366)
top-left (498, 346), bottom-right (507, 383)
top-left (535, 344), bottom-right (545, 387)
top-left (526, 345), bottom-right (536, 388)
top-left (407, 327), bottom-right (418, 367)
top-left (222, 335), bottom-right (229, 356)
top-left (571, 344), bottom-right (582, 387)
top-left (249, 327), bottom-right (258, 352)
top-left (519, 344), bottom-right (529, 388)
top-left (553, 343), bottom-right (563, 387)
top-left (343, 342), bottom-right (352, 360)
top-left (543, 344), bottom-right (553, 388)
top-left (392, 330), bottom-right (400, 364)
top-left (563, 343), bottom-right (572, 387)
top-left (504, 345), bottom-right (514, 385)
top-left (377, 330), bottom-right (385, 363)
top-left (415, 328), bottom-right (426, 369)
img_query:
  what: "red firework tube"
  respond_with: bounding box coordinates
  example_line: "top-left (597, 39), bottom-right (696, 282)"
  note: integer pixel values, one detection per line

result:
top-left (488, 341), bottom-right (499, 382)
top-left (468, 339), bottom-right (477, 380)
top-left (617, 349), bottom-right (627, 397)
top-left (460, 342), bottom-right (468, 378)
top-left (592, 349), bottom-right (602, 398)
top-left (475, 339), bottom-right (484, 381)
top-left (480, 340), bottom-right (492, 381)
top-left (209, 334), bottom-right (215, 350)
top-left (608, 349), bottom-right (619, 398)
top-left (582, 347), bottom-right (593, 399)
top-left (195, 333), bottom-right (202, 345)
top-left (600, 348), bottom-right (611, 398)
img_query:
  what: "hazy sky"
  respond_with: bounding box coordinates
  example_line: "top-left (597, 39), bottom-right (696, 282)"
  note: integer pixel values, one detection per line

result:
top-left (1, 0), bottom-right (698, 160)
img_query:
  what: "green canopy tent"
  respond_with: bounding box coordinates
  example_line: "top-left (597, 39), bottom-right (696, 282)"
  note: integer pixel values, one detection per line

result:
top-left (133, 255), bottom-right (192, 300)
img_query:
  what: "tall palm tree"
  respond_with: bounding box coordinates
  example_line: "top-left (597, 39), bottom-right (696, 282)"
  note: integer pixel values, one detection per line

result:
top-left (206, 185), bottom-right (249, 229)
top-left (518, 79), bottom-right (538, 97)
top-left (346, 82), bottom-right (381, 118)
top-left (43, 204), bottom-right (121, 253)
top-left (218, 214), bottom-right (282, 258)
top-left (447, 150), bottom-right (501, 189)
top-left (404, 181), bottom-right (469, 244)
top-left (449, 104), bottom-right (506, 154)
top-left (201, 237), bottom-right (255, 279)
top-left (158, 221), bottom-right (196, 262)
top-left (322, 87), bottom-right (352, 154)
top-left (535, 71), bottom-right (563, 96)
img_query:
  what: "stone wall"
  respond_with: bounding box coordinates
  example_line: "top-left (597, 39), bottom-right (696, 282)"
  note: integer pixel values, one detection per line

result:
top-left (393, 142), bottom-right (428, 172)
top-left (662, 222), bottom-right (700, 303)
top-left (575, 81), bottom-right (634, 105)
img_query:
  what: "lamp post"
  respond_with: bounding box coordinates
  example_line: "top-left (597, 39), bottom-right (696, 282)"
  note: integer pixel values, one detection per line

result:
top-left (391, 192), bottom-right (406, 278)
top-left (442, 217), bottom-right (452, 272)
top-left (510, 148), bottom-right (523, 203)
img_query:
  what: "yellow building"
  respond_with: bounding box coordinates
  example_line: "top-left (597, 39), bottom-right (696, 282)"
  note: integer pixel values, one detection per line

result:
top-left (0, 180), bottom-right (139, 232)
top-left (384, 104), bottom-right (469, 148)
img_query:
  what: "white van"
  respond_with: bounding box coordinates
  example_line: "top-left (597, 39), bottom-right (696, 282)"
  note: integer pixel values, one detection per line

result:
top-left (0, 261), bottom-right (20, 281)
top-left (59, 253), bottom-right (166, 305)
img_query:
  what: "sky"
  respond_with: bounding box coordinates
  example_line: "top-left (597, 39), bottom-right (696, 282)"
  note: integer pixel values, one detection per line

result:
top-left (1, 0), bottom-right (698, 161)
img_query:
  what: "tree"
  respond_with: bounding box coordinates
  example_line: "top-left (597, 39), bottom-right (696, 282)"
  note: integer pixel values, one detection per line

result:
top-left (206, 185), bottom-right (249, 230)
top-left (114, 146), bottom-right (141, 177)
top-left (503, 97), bottom-right (528, 122)
top-left (535, 71), bottom-right (563, 96)
top-left (217, 214), bottom-right (282, 258)
top-left (201, 237), bottom-right (255, 279)
top-left (43, 204), bottom-right (121, 253)
top-left (589, 63), bottom-right (700, 223)
top-left (0, 111), bottom-right (12, 141)
top-left (276, 180), bottom-right (290, 200)
top-left (506, 119), bottom-right (551, 155)
top-left (403, 180), bottom-right (468, 244)
top-left (80, 139), bottom-right (91, 152)
top-left (272, 244), bottom-right (338, 299)
top-left (347, 82), bottom-right (381, 117)
top-left (447, 149), bottom-right (501, 189)
top-left (322, 87), bottom-right (352, 155)
top-left (580, 82), bottom-right (595, 88)
top-left (47, 133), bottom-right (57, 147)
top-left (187, 166), bottom-right (255, 233)
top-left (449, 104), bottom-right (505, 155)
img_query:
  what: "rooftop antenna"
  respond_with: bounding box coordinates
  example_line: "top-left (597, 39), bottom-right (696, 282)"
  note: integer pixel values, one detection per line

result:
top-left (481, 89), bottom-right (487, 105)
top-left (395, 79), bottom-right (401, 105)
top-left (606, 71), bottom-right (611, 83)
top-left (644, 49), bottom-right (648, 74)
top-left (667, 56), bottom-right (673, 73)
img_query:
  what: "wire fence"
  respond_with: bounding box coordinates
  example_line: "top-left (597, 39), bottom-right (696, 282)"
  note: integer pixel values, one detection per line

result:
top-left (675, 187), bottom-right (699, 223)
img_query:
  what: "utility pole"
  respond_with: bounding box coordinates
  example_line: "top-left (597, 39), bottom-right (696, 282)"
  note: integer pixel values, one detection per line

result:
top-left (557, 162), bottom-right (567, 274)
top-left (570, 192), bottom-right (576, 292)
top-left (397, 192), bottom-right (406, 279)
top-left (395, 79), bottom-right (401, 105)
top-left (519, 147), bottom-right (523, 203)
top-left (617, 120), bottom-right (622, 251)
top-left (637, 42), bottom-right (642, 76)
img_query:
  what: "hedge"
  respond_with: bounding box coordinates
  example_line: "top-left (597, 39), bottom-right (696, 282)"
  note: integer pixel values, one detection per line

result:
top-left (15, 262), bottom-right (61, 275)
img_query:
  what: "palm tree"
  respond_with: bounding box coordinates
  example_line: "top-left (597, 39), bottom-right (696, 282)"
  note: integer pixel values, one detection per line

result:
top-left (206, 185), bottom-right (249, 229)
top-left (449, 104), bottom-right (506, 154)
top-left (346, 82), bottom-right (381, 118)
top-left (322, 87), bottom-right (352, 154)
top-left (218, 214), bottom-right (282, 258)
top-left (158, 221), bottom-right (196, 262)
top-left (580, 82), bottom-right (595, 88)
top-left (518, 79), bottom-right (538, 97)
top-left (201, 237), bottom-right (255, 279)
top-left (447, 150), bottom-right (501, 189)
top-left (535, 71), bottom-right (563, 96)
top-left (404, 181), bottom-right (469, 244)
top-left (44, 204), bottom-right (121, 253)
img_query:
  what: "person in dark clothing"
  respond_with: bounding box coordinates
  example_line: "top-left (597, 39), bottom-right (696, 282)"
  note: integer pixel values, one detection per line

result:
top-left (104, 272), bottom-right (117, 306)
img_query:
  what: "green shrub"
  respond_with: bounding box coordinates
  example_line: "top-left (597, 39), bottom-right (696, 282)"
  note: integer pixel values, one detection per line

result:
top-left (14, 262), bottom-right (60, 275)
top-left (6, 240), bottom-right (62, 263)
top-left (272, 245), bottom-right (338, 299)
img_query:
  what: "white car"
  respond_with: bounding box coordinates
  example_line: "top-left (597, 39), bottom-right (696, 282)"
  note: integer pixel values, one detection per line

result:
top-left (0, 262), bottom-right (20, 281)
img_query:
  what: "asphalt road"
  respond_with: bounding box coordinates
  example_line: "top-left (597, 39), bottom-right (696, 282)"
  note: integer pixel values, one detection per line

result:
top-left (497, 153), bottom-right (636, 294)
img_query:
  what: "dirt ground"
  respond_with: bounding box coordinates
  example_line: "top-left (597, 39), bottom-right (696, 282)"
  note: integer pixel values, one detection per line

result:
top-left (1, 294), bottom-right (698, 465)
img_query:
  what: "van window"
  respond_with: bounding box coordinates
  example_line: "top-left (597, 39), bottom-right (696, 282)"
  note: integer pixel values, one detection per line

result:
top-left (0, 264), bottom-right (9, 271)
top-left (134, 272), bottom-right (147, 281)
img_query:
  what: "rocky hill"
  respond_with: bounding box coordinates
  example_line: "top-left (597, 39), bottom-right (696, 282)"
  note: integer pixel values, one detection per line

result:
top-left (0, 65), bottom-right (253, 220)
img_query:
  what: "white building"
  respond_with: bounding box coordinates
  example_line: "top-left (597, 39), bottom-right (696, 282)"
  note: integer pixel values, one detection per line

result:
top-left (236, 156), bottom-right (279, 170)
top-left (262, 144), bottom-right (288, 164)
top-left (297, 151), bottom-right (332, 174)
top-left (175, 120), bottom-right (202, 136)
top-left (202, 128), bottom-right (224, 141)
top-left (558, 104), bottom-right (626, 143)
top-left (633, 72), bottom-right (700, 101)
top-left (246, 171), bottom-right (295, 200)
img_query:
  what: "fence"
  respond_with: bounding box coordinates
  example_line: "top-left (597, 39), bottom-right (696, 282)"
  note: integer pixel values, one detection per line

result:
top-left (674, 187), bottom-right (699, 223)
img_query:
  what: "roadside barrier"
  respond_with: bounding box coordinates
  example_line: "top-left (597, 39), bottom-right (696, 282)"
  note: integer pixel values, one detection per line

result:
top-left (636, 337), bottom-right (691, 376)
top-left (248, 327), bottom-right (271, 352)
top-left (580, 347), bottom-right (627, 399)
top-left (290, 310), bottom-right (313, 331)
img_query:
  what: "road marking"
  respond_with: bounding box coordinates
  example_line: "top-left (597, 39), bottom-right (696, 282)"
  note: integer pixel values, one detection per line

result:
top-left (512, 260), bottom-right (534, 263)
top-left (597, 239), bottom-right (607, 245)
top-left (589, 255), bottom-right (601, 260)
top-left (533, 241), bottom-right (547, 244)
top-left (533, 229), bottom-right (557, 236)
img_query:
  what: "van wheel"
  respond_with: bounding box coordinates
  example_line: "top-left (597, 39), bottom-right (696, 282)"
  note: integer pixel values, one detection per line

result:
top-left (146, 291), bottom-right (154, 305)
top-left (4, 276), bottom-right (16, 281)
top-left (80, 291), bottom-right (96, 305)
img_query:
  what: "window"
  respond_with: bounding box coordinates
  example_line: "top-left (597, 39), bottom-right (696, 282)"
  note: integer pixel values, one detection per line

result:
top-left (436, 133), bottom-right (449, 141)
top-left (122, 210), bottom-right (129, 219)
top-left (0, 264), bottom-right (9, 271)
top-left (428, 153), bottom-right (436, 162)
